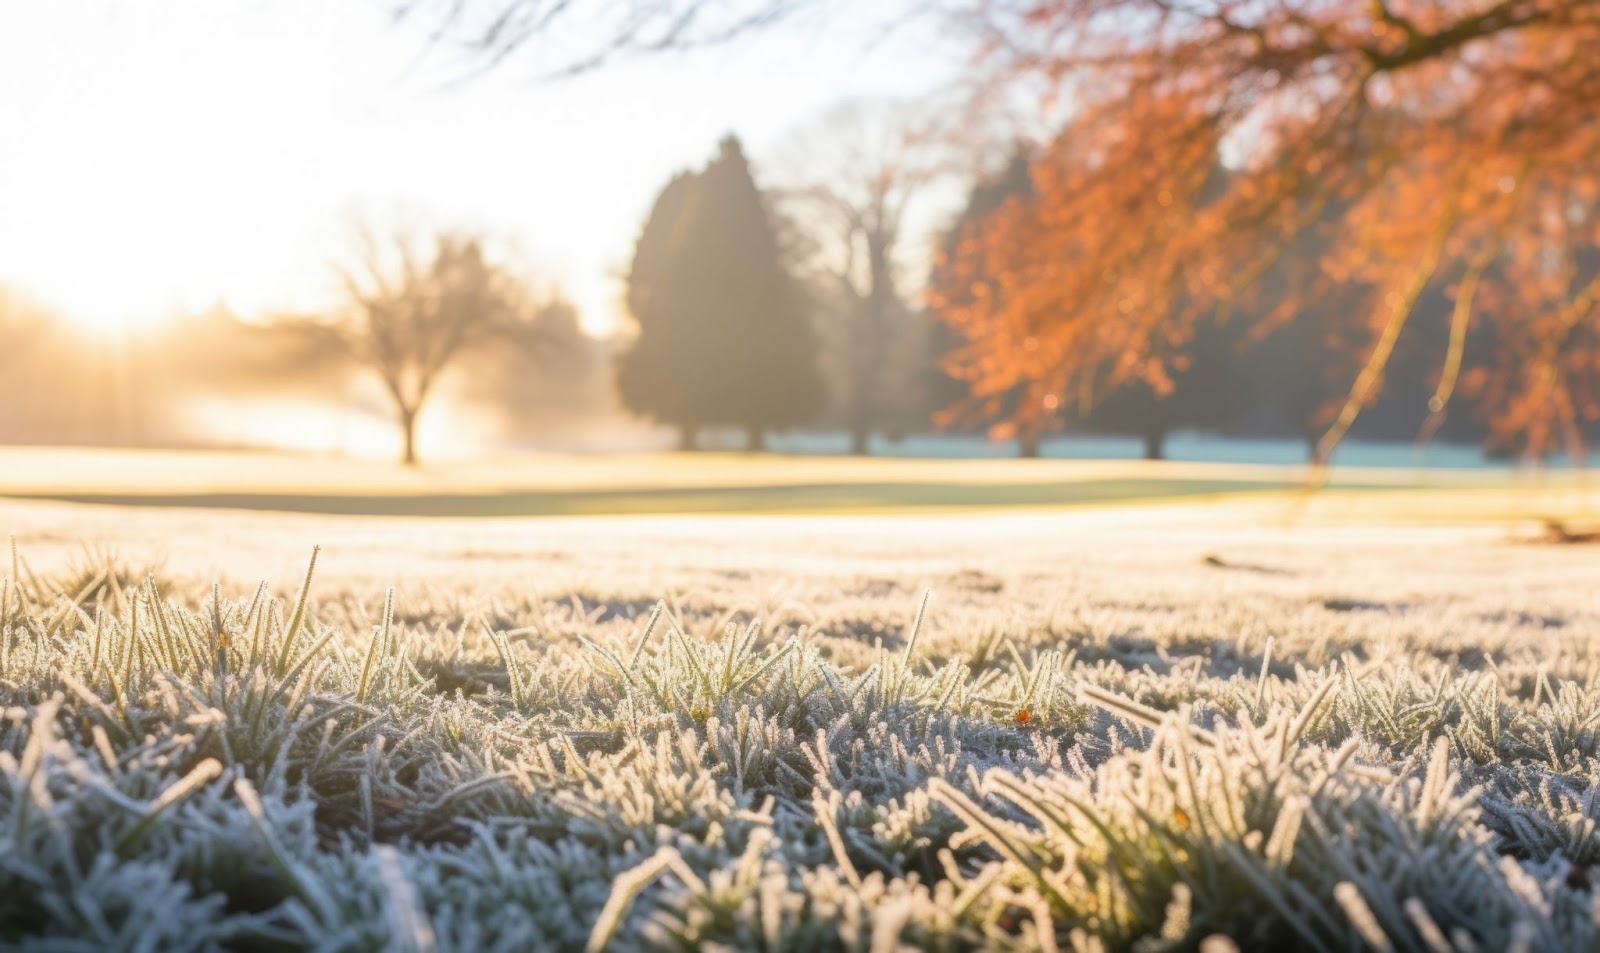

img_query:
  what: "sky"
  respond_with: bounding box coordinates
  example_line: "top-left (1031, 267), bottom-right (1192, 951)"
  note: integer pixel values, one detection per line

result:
top-left (0, 0), bottom-right (960, 336)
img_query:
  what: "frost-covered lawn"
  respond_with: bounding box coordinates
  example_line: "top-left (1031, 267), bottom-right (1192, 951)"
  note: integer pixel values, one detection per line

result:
top-left (4, 494), bottom-right (1600, 950)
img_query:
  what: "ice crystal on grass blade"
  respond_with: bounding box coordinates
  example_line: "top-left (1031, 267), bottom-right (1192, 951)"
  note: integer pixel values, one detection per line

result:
top-left (2, 542), bottom-right (1600, 950)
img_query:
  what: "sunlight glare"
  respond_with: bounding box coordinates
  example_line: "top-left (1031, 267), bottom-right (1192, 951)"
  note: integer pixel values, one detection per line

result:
top-left (181, 397), bottom-right (492, 460)
top-left (24, 258), bottom-right (188, 333)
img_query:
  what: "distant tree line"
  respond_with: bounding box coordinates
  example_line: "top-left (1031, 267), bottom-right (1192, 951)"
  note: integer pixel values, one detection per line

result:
top-left (928, 148), bottom-right (1592, 461)
top-left (393, 0), bottom-right (1600, 467)
top-left (614, 133), bottom-right (1579, 462)
top-left (5, 106), bottom-right (1596, 464)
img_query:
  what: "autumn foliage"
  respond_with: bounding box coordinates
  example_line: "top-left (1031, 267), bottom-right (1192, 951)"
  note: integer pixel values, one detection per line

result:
top-left (936, 0), bottom-right (1600, 462)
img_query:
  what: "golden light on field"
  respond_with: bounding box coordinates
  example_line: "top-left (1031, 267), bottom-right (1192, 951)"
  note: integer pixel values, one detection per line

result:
top-left (180, 397), bottom-right (490, 461)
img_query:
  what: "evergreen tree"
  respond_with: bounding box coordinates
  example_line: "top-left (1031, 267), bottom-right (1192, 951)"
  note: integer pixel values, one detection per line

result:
top-left (618, 136), bottom-right (821, 450)
top-left (617, 172), bottom-right (717, 450)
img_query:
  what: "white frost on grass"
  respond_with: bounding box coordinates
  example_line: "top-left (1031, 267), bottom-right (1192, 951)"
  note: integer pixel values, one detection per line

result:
top-left (1, 503), bottom-right (1600, 949)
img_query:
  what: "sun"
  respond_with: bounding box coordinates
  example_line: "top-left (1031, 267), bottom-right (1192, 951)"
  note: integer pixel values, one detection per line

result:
top-left (9, 254), bottom-right (194, 334)
top-left (3, 201), bottom-right (301, 335)
top-left (2, 198), bottom-right (230, 334)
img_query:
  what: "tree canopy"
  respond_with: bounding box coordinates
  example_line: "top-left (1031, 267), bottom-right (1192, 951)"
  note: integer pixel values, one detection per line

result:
top-left (941, 0), bottom-right (1600, 464)
top-left (316, 225), bottom-right (567, 464)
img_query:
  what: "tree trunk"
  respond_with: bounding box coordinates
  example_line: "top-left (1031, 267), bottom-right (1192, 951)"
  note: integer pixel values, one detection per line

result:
top-left (1019, 430), bottom-right (1041, 459)
top-left (399, 407), bottom-right (419, 466)
top-left (746, 426), bottom-right (767, 452)
top-left (1143, 429), bottom-right (1166, 461)
top-left (848, 353), bottom-right (874, 456)
top-left (847, 232), bottom-right (894, 460)
top-left (849, 424), bottom-right (870, 456)
top-left (677, 425), bottom-right (700, 452)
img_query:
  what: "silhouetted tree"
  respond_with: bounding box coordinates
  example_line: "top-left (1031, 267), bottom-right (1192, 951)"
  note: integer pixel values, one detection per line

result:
top-left (618, 136), bottom-right (821, 451)
top-left (308, 224), bottom-right (567, 465)
top-left (618, 172), bottom-right (708, 450)
top-left (771, 101), bottom-right (957, 455)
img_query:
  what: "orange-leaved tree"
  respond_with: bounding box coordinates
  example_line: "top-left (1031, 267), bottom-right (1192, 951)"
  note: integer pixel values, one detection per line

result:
top-left (936, 0), bottom-right (1600, 465)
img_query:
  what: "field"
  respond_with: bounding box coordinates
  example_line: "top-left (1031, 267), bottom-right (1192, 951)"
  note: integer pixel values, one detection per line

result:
top-left (0, 445), bottom-right (1589, 520)
top-left (4, 449), bottom-right (1600, 951)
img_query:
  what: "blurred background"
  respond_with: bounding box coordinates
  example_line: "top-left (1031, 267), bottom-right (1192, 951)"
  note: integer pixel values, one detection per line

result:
top-left (2, 0), bottom-right (1597, 475)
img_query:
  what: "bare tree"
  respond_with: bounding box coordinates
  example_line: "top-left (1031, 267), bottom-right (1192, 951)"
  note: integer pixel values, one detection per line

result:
top-left (310, 223), bottom-right (569, 465)
top-left (768, 100), bottom-right (965, 454)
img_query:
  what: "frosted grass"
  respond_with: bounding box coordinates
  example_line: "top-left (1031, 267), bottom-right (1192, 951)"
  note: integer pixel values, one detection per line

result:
top-left (2, 521), bottom-right (1600, 950)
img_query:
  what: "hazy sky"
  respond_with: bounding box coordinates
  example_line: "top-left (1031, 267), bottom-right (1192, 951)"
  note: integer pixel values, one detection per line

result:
top-left (0, 1), bottom-right (958, 335)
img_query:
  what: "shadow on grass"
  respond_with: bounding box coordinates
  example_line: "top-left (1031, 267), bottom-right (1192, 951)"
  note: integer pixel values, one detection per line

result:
top-left (1, 477), bottom-right (1305, 517)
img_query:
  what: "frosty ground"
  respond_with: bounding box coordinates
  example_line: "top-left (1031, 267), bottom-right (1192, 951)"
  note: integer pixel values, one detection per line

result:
top-left (3, 483), bottom-right (1600, 951)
